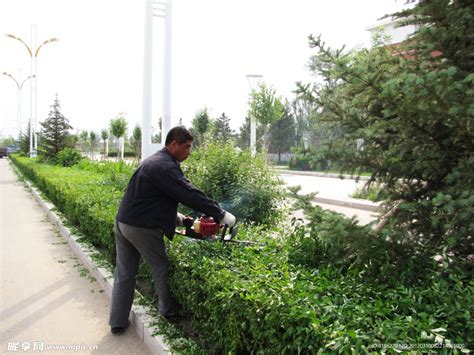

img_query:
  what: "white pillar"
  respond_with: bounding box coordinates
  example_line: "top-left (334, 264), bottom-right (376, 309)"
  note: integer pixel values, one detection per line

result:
top-left (246, 74), bottom-right (263, 157)
top-left (120, 137), bottom-right (125, 160)
top-left (142, 0), bottom-right (153, 160)
top-left (141, 0), bottom-right (172, 160)
top-left (250, 117), bottom-right (256, 156)
top-left (162, 0), bottom-right (172, 141)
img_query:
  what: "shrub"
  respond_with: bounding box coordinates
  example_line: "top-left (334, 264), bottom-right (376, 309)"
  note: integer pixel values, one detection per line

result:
top-left (76, 159), bottom-right (136, 192)
top-left (183, 143), bottom-right (285, 225)
top-left (56, 148), bottom-right (83, 167)
top-left (289, 147), bottom-right (333, 171)
top-left (107, 150), bottom-right (136, 158)
top-left (351, 182), bottom-right (387, 202)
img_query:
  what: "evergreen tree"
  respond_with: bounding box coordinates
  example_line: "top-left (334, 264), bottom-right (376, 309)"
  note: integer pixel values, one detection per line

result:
top-left (291, 99), bottom-right (315, 148)
top-left (38, 94), bottom-right (73, 159)
top-left (131, 124), bottom-right (142, 159)
top-left (236, 117), bottom-right (250, 150)
top-left (296, 0), bottom-right (474, 265)
top-left (236, 116), bottom-right (264, 151)
top-left (19, 122), bottom-right (32, 155)
top-left (152, 117), bottom-right (162, 144)
top-left (268, 103), bottom-right (295, 162)
top-left (212, 112), bottom-right (234, 143)
top-left (190, 108), bottom-right (211, 148)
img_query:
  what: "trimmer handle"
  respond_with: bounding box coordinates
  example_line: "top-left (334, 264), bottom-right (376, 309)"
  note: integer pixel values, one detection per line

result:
top-left (220, 222), bottom-right (238, 242)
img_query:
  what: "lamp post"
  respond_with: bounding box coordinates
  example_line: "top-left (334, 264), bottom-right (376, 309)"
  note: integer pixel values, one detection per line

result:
top-left (6, 29), bottom-right (59, 157)
top-left (246, 74), bottom-right (263, 156)
top-left (2, 72), bottom-right (35, 138)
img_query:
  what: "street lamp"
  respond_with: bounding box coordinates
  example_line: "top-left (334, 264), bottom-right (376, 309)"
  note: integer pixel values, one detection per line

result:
top-left (6, 30), bottom-right (59, 157)
top-left (2, 72), bottom-right (35, 138)
top-left (246, 74), bottom-right (263, 156)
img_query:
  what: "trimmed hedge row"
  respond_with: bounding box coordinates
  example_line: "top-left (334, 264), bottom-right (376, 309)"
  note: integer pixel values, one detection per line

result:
top-left (10, 155), bottom-right (473, 353)
top-left (11, 156), bottom-right (121, 254)
top-left (168, 233), bottom-right (473, 353)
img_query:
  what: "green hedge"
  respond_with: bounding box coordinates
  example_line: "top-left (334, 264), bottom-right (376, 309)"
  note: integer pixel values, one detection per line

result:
top-left (10, 155), bottom-right (472, 353)
top-left (169, 237), bottom-right (472, 352)
top-left (11, 156), bottom-right (121, 254)
top-left (107, 150), bottom-right (137, 158)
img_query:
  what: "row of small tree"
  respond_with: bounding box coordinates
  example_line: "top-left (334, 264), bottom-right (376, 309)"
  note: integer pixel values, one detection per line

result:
top-left (188, 83), bottom-right (303, 162)
top-left (15, 80), bottom-right (303, 164)
top-left (16, 96), bottom-right (143, 162)
top-left (76, 115), bottom-right (141, 160)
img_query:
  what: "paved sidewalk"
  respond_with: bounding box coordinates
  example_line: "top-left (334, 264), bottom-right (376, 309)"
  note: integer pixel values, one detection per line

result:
top-left (0, 159), bottom-right (151, 355)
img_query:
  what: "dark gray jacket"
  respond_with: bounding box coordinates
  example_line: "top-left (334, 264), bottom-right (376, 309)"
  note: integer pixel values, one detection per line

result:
top-left (116, 148), bottom-right (225, 239)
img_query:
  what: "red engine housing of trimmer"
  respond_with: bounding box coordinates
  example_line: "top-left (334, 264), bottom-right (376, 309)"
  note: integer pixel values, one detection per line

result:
top-left (197, 216), bottom-right (221, 236)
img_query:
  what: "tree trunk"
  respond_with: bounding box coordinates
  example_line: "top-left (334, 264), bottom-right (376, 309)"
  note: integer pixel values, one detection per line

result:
top-left (262, 126), bottom-right (271, 163)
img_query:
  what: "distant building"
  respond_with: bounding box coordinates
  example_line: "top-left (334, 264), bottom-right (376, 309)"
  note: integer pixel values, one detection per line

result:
top-left (365, 0), bottom-right (419, 45)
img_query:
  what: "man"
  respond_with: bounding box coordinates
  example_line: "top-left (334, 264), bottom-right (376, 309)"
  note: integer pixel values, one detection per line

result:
top-left (109, 126), bottom-right (236, 335)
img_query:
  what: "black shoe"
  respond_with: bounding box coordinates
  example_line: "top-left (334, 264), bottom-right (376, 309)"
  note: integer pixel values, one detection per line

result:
top-left (162, 313), bottom-right (184, 323)
top-left (111, 321), bottom-right (130, 335)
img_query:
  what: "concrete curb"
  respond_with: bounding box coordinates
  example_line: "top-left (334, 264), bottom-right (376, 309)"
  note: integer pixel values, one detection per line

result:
top-left (10, 161), bottom-right (172, 355)
top-left (313, 196), bottom-right (380, 212)
top-left (276, 169), bottom-right (372, 181)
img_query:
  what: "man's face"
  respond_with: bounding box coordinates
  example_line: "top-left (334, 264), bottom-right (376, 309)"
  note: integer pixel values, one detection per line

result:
top-left (169, 140), bottom-right (192, 162)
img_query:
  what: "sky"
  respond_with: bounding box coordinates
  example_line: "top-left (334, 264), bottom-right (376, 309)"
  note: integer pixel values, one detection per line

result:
top-left (0, 0), bottom-right (407, 140)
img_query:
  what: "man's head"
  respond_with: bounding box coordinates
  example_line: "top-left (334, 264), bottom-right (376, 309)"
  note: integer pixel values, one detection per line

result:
top-left (165, 126), bottom-right (193, 162)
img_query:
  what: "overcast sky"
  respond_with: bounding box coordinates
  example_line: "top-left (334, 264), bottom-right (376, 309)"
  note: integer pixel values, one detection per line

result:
top-left (0, 0), bottom-right (406, 139)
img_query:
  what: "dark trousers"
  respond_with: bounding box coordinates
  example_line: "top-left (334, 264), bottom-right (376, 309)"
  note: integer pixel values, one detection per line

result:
top-left (109, 221), bottom-right (173, 327)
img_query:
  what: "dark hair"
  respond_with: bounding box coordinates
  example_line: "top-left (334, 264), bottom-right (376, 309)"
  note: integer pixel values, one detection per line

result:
top-left (165, 126), bottom-right (193, 146)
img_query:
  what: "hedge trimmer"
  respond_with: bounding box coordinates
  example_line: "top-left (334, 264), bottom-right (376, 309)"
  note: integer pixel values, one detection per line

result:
top-left (175, 215), bottom-right (260, 246)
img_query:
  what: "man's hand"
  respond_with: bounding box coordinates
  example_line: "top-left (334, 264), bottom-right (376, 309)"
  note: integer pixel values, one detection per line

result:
top-left (220, 211), bottom-right (236, 227)
top-left (177, 212), bottom-right (193, 227)
top-left (176, 212), bottom-right (185, 226)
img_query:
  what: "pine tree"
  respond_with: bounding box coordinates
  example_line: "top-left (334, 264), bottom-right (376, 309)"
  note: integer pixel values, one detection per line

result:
top-left (190, 108), bottom-right (211, 148)
top-left (236, 116), bottom-right (264, 151)
top-left (213, 112), bottom-right (234, 143)
top-left (39, 94), bottom-right (73, 159)
top-left (131, 124), bottom-right (142, 159)
top-left (296, 0), bottom-right (474, 263)
top-left (268, 104), bottom-right (295, 162)
top-left (19, 122), bottom-right (32, 155)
